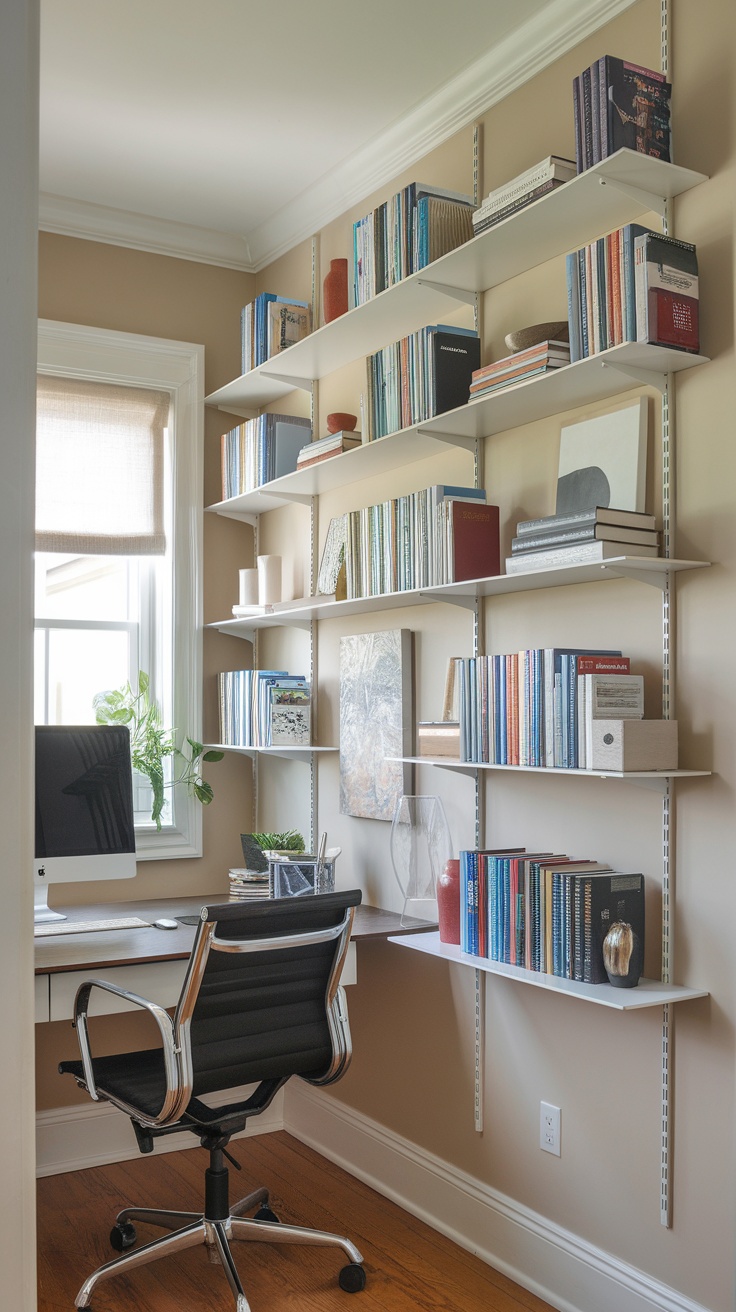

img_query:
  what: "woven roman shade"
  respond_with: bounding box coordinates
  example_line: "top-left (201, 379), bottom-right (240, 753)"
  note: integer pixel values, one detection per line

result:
top-left (35, 375), bottom-right (170, 555)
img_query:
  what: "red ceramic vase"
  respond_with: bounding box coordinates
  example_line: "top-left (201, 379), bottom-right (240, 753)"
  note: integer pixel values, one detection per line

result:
top-left (437, 858), bottom-right (461, 944)
top-left (323, 257), bottom-right (349, 323)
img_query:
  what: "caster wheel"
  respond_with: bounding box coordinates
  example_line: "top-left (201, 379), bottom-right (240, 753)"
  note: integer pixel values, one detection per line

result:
top-left (254, 1206), bottom-right (280, 1222)
top-left (339, 1263), bottom-right (366, 1293)
top-left (109, 1221), bottom-right (137, 1252)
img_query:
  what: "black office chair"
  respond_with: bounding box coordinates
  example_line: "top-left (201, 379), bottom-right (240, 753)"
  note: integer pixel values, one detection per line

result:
top-left (59, 890), bottom-right (366, 1312)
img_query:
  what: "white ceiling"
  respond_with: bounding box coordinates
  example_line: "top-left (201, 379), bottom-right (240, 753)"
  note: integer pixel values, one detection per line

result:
top-left (38, 0), bottom-right (636, 271)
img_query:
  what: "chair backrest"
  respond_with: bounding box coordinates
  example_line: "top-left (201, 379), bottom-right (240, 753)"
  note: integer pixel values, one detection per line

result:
top-left (173, 890), bottom-right (362, 1104)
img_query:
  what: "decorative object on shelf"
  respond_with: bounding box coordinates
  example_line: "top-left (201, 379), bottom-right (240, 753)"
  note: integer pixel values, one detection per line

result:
top-left (323, 258), bottom-right (349, 323)
top-left (437, 858), bottom-right (461, 944)
top-left (317, 513), bottom-right (348, 597)
top-left (602, 920), bottom-right (643, 988)
top-left (556, 397), bottom-right (648, 516)
top-left (326, 411), bottom-right (357, 435)
top-left (504, 321), bottom-right (569, 352)
top-left (589, 718), bottom-right (678, 771)
top-left (238, 567), bottom-right (258, 607)
top-left (339, 629), bottom-right (412, 820)
top-left (269, 838), bottom-right (341, 897)
top-left (390, 794), bottom-right (451, 926)
top-left (93, 671), bottom-right (223, 830)
top-left (417, 721), bottom-right (460, 758)
top-left (257, 554), bottom-right (282, 605)
top-left (249, 830), bottom-right (306, 854)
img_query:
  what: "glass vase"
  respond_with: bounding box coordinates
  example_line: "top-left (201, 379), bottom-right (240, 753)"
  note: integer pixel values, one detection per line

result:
top-left (389, 795), bottom-right (452, 926)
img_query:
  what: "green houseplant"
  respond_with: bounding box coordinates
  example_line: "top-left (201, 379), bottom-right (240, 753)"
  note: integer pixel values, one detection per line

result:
top-left (93, 671), bottom-right (223, 830)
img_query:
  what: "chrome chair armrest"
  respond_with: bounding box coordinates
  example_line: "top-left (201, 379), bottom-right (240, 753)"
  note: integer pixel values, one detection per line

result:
top-left (73, 979), bottom-right (179, 1115)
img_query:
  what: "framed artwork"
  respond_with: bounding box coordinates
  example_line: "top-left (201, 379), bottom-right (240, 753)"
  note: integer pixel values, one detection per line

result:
top-left (556, 397), bottom-right (648, 515)
top-left (339, 629), bottom-right (412, 820)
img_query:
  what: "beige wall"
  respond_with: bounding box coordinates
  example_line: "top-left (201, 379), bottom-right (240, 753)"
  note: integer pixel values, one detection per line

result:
top-left (35, 1), bottom-right (736, 1308)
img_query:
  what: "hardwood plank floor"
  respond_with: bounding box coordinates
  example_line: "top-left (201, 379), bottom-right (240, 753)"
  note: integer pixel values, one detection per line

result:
top-left (37, 1132), bottom-right (556, 1312)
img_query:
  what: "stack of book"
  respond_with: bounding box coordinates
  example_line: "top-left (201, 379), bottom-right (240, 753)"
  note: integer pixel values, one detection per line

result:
top-left (472, 156), bottom-right (576, 234)
top-left (365, 324), bottom-right (480, 441)
top-left (325, 484), bottom-right (499, 600)
top-left (218, 669), bottom-right (311, 747)
top-left (295, 430), bottom-right (362, 471)
top-left (469, 340), bottom-right (570, 398)
top-left (565, 225), bottom-right (699, 361)
top-left (459, 846), bottom-right (644, 985)
top-left (573, 56), bottom-right (671, 173)
top-left (353, 182), bottom-right (474, 307)
top-left (228, 868), bottom-right (271, 901)
top-left (220, 414), bottom-right (311, 498)
top-left (506, 506), bottom-right (660, 573)
top-left (241, 292), bottom-right (311, 373)
top-left (455, 645), bottom-right (643, 770)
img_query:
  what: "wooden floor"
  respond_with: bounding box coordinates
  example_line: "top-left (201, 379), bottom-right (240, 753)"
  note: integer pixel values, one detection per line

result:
top-left (37, 1132), bottom-right (556, 1312)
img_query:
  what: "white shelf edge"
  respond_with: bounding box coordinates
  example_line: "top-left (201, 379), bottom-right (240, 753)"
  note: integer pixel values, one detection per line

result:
top-left (393, 756), bottom-right (711, 783)
top-left (205, 557), bottom-right (710, 635)
top-left (389, 932), bottom-right (709, 1011)
top-left (204, 150), bottom-right (708, 415)
top-left (205, 742), bottom-right (337, 764)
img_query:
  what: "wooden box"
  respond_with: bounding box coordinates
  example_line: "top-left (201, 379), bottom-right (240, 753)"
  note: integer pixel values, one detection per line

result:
top-left (417, 721), bottom-right (460, 758)
top-left (589, 719), bottom-right (678, 772)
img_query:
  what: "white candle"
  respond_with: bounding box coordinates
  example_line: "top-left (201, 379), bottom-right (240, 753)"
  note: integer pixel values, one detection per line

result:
top-left (257, 554), bottom-right (282, 605)
top-left (238, 567), bottom-right (259, 607)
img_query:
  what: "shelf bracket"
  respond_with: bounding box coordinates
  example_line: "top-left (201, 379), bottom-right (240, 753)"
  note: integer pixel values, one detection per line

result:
top-left (215, 403), bottom-right (258, 420)
top-left (600, 563), bottom-right (670, 591)
top-left (416, 426), bottom-right (478, 453)
top-left (258, 371), bottom-right (315, 395)
top-left (599, 360), bottom-right (667, 394)
top-left (271, 491), bottom-right (314, 507)
top-left (417, 589), bottom-right (477, 611)
top-left (597, 176), bottom-right (667, 219)
top-left (415, 279), bottom-right (478, 307)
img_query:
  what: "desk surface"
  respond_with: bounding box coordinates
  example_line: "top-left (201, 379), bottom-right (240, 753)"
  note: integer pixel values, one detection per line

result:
top-left (34, 894), bottom-right (434, 975)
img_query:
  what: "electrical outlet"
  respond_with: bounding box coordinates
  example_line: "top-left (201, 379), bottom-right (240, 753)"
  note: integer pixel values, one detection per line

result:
top-left (540, 1101), bottom-right (561, 1156)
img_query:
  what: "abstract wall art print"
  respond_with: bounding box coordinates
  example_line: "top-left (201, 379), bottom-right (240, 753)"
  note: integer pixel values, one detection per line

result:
top-left (339, 629), bottom-right (412, 820)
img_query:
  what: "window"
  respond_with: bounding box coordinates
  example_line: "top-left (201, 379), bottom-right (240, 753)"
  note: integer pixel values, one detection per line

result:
top-left (35, 321), bottom-right (204, 858)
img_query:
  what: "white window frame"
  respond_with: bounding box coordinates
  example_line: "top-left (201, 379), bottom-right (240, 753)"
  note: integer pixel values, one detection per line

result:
top-left (37, 319), bottom-right (205, 859)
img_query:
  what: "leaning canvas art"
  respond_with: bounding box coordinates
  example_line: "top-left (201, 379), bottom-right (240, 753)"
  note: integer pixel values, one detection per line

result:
top-left (556, 397), bottom-right (648, 515)
top-left (339, 629), bottom-right (412, 820)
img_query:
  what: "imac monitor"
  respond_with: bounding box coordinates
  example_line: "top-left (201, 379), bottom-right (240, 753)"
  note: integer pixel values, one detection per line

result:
top-left (34, 724), bottom-right (137, 922)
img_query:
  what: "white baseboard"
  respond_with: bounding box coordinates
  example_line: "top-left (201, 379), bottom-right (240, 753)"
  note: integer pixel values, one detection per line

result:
top-left (35, 1086), bottom-right (284, 1178)
top-left (283, 1083), bottom-right (711, 1312)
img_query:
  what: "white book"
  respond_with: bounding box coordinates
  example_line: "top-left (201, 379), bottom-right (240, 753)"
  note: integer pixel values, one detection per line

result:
top-left (474, 156), bottom-right (576, 219)
top-left (580, 674), bottom-right (644, 769)
top-left (505, 540), bottom-right (659, 574)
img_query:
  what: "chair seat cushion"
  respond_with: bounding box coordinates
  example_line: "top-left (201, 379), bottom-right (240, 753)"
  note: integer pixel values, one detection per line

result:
top-left (59, 1049), bottom-right (167, 1120)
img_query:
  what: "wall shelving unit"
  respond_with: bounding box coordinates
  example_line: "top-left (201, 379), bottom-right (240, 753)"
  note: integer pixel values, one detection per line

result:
top-left (205, 141), bottom-right (710, 1228)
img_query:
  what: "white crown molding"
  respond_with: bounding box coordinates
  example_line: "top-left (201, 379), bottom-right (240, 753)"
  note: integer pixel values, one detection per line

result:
top-left (38, 192), bottom-right (255, 272)
top-left (246, 0), bottom-right (640, 269)
top-left (285, 1082), bottom-right (710, 1312)
top-left (38, 0), bottom-right (638, 273)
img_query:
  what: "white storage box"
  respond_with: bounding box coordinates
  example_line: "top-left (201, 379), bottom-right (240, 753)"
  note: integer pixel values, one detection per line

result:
top-left (589, 719), bottom-right (678, 772)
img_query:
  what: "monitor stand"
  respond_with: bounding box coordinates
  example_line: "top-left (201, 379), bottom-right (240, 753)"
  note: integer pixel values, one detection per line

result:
top-left (34, 880), bottom-right (66, 923)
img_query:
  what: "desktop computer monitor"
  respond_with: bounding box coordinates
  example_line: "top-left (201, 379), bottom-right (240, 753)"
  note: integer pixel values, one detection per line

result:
top-left (34, 724), bottom-right (137, 923)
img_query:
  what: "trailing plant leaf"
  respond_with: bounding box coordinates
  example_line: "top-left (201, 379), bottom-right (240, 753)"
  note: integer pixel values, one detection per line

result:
top-left (93, 675), bottom-right (222, 830)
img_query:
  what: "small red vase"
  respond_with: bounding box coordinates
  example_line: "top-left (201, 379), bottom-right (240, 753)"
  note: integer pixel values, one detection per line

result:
top-left (323, 258), bottom-right (348, 323)
top-left (437, 858), bottom-right (461, 944)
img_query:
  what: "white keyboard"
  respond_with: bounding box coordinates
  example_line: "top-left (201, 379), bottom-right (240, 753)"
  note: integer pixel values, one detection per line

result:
top-left (34, 916), bottom-right (152, 937)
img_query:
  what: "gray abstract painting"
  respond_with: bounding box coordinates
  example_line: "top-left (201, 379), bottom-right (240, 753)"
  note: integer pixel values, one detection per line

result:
top-left (339, 629), bottom-right (412, 820)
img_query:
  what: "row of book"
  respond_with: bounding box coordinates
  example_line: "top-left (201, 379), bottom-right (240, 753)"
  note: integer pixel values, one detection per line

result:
top-left (459, 846), bottom-right (645, 985)
top-left (469, 339), bottom-right (570, 399)
top-left (317, 484), bottom-right (499, 600)
top-left (365, 324), bottom-right (480, 442)
top-left (505, 505), bottom-right (659, 574)
top-left (220, 414), bottom-right (311, 499)
top-left (573, 56), bottom-right (671, 173)
top-left (353, 181), bottom-right (474, 307)
top-left (218, 668), bottom-right (311, 748)
top-left (565, 223), bottom-right (700, 362)
top-left (241, 292), bottom-right (311, 374)
top-left (472, 155), bottom-right (576, 235)
top-left (455, 647), bottom-right (642, 770)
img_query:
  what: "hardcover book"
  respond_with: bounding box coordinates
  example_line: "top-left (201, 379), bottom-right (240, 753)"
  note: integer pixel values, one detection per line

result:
top-left (577, 871), bottom-right (645, 984)
top-left (634, 232), bottom-right (700, 352)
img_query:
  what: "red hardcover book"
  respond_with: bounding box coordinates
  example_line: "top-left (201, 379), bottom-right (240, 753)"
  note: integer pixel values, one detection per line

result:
top-left (635, 232), bottom-right (700, 352)
top-left (448, 501), bottom-right (500, 582)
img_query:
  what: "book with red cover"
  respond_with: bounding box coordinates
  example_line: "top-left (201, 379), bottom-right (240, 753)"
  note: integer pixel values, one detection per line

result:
top-left (635, 232), bottom-right (699, 352)
top-left (447, 501), bottom-right (500, 582)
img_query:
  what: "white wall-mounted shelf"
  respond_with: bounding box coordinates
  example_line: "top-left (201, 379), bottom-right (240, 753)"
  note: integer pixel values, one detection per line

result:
top-left (205, 342), bottom-right (708, 517)
top-left (394, 756), bottom-right (711, 793)
top-left (208, 556), bottom-right (709, 638)
top-left (389, 932), bottom-right (709, 1011)
top-left (205, 743), bottom-right (337, 765)
top-left (205, 150), bottom-right (707, 418)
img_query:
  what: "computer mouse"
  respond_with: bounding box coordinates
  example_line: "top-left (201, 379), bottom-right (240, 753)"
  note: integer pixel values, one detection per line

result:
top-left (153, 918), bottom-right (179, 930)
